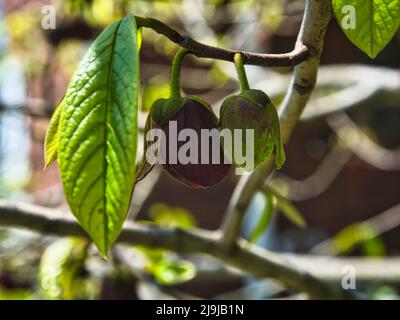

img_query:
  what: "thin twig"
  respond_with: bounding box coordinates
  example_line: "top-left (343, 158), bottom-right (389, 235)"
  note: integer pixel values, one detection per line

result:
top-left (134, 16), bottom-right (309, 67)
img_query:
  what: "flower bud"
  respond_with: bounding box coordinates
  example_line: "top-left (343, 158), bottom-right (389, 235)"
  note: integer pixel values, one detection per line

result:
top-left (146, 96), bottom-right (231, 188)
top-left (219, 89), bottom-right (285, 170)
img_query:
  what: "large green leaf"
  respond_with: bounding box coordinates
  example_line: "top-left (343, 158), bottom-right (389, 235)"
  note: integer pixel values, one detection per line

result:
top-left (332, 0), bottom-right (400, 58)
top-left (59, 15), bottom-right (139, 257)
top-left (44, 99), bottom-right (63, 169)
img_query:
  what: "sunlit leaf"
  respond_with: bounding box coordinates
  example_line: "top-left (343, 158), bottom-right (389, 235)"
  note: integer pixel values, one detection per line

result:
top-left (367, 285), bottom-right (398, 300)
top-left (361, 236), bottom-right (385, 257)
top-left (58, 15), bottom-right (139, 257)
top-left (141, 79), bottom-right (169, 111)
top-left (332, 0), bottom-right (400, 58)
top-left (136, 246), bottom-right (167, 266)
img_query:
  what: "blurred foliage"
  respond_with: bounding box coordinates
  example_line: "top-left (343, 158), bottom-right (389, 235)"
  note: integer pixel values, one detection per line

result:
top-left (147, 203), bottom-right (197, 229)
top-left (270, 188), bottom-right (306, 229)
top-left (39, 237), bottom-right (97, 299)
top-left (0, 288), bottom-right (34, 300)
top-left (367, 284), bottom-right (399, 300)
top-left (63, 0), bottom-right (115, 26)
top-left (135, 203), bottom-right (197, 286)
top-left (55, 40), bottom-right (86, 78)
top-left (3, 3), bottom-right (47, 74)
top-left (141, 76), bottom-right (170, 111)
top-left (264, 186), bottom-right (306, 228)
top-left (208, 62), bottom-right (230, 88)
top-left (332, 222), bottom-right (385, 257)
top-left (136, 245), bottom-right (197, 286)
top-left (2, 0), bottom-right (290, 83)
top-left (153, 259), bottom-right (196, 286)
top-left (0, 229), bottom-right (42, 284)
top-left (248, 187), bottom-right (306, 244)
top-left (249, 191), bottom-right (274, 243)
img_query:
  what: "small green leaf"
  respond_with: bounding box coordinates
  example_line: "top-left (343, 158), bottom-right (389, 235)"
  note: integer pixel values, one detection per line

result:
top-left (141, 78), bottom-right (169, 111)
top-left (44, 99), bottom-right (63, 170)
top-left (153, 259), bottom-right (196, 286)
top-left (332, 222), bottom-right (380, 255)
top-left (361, 236), bottom-right (385, 257)
top-left (332, 0), bottom-right (400, 58)
top-left (59, 15), bottom-right (140, 257)
top-left (265, 186), bottom-right (306, 228)
top-left (249, 192), bottom-right (275, 243)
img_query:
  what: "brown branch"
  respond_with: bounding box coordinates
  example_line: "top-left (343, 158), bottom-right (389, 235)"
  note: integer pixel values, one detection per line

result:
top-left (134, 16), bottom-right (309, 67)
top-left (0, 200), bottom-right (357, 299)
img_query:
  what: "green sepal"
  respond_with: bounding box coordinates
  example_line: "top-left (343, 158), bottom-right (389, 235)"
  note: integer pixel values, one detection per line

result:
top-left (150, 97), bottom-right (186, 125)
top-left (58, 15), bottom-right (140, 258)
top-left (219, 89), bottom-right (285, 170)
top-left (239, 89), bottom-right (271, 107)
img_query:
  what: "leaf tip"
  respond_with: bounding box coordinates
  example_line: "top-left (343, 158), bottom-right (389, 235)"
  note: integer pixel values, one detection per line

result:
top-left (43, 157), bottom-right (56, 171)
top-left (299, 220), bottom-right (307, 229)
top-left (95, 243), bottom-right (111, 260)
top-left (366, 50), bottom-right (379, 59)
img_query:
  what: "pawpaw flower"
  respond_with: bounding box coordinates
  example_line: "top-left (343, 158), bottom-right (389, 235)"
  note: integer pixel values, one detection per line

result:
top-left (219, 89), bottom-right (285, 171)
top-left (145, 96), bottom-right (231, 188)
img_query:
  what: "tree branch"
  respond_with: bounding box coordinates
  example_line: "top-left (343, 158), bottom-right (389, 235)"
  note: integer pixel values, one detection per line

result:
top-left (0, 200), bottom-right (357, 299)
top-left (220, 0), bottom-right (332, 246)
top-left (134, 16), bottom-right (309, 67)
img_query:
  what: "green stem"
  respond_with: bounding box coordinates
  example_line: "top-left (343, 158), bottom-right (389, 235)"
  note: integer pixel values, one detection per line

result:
top-left (234, 53), bottom-right (250, 91)
top-left (170, 48), bottom-right (190, 98)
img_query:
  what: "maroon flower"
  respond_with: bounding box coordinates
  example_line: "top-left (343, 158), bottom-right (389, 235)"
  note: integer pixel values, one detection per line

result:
top-left (146, 96), bottom-right (231, 188)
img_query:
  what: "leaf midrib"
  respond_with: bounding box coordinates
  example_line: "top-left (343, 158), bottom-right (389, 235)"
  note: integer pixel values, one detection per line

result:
top-left (102, 19), bottom-right (123, 250)
top-left (369, 0), bottom-right (374, 56)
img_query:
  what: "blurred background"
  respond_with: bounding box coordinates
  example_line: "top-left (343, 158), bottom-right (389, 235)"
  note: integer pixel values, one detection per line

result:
top-left (0, 0), bottom-right (399, 300)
